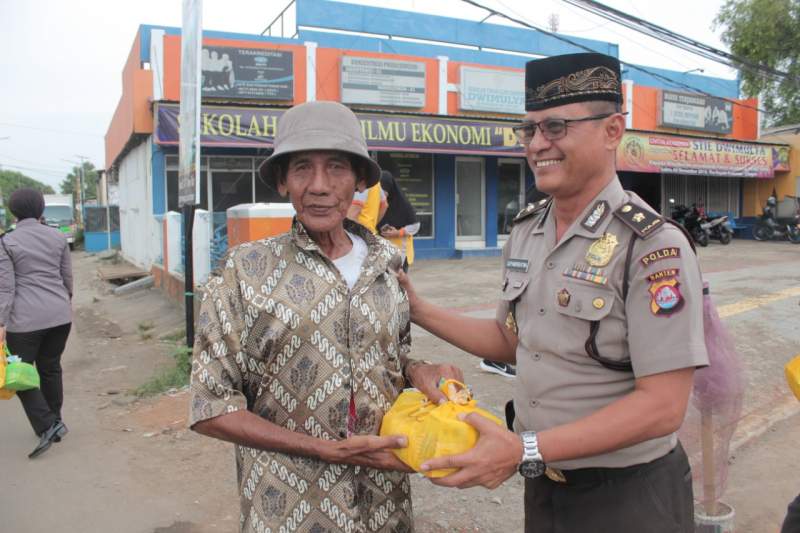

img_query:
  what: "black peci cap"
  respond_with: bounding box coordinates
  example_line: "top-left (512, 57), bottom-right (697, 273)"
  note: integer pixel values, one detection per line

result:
top-left (525, 52), bottom-right (622, 111)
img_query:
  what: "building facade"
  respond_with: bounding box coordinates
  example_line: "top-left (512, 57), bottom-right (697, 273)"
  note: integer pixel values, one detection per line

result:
top-left (104, 0), bottom-right (790, 282)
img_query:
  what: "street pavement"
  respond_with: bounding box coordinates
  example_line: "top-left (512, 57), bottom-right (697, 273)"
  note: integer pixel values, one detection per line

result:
top-left (0, 239), bottom-right (798, 532)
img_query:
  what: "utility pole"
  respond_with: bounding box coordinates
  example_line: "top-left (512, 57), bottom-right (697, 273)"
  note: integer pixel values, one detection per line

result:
top-left (74, 154), bottom-right (90, 227)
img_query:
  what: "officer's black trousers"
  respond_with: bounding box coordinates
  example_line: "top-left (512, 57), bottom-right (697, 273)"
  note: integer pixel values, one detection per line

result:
top-left (524, 443), bottom-right (694, 533)
top-left (6, 323), bottom-right (71, 435)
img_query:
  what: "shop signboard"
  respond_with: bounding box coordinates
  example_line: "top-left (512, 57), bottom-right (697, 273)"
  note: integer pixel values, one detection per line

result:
top-left (618, 131), bottom-right (785, 178)
top-left (459, 66), bottom-right (524, 115)
top-left (154, 103), bottom-right (524, 156)
top-left (659, 90), bottom-right (733, 134)
top-left (341, 56), bottom-right (426, 108)
top-left (201, 46), bottom-right (293, 100)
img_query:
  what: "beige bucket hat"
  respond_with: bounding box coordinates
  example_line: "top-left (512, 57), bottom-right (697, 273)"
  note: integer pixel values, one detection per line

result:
top-left (258, 101), bottom-right (380, 189)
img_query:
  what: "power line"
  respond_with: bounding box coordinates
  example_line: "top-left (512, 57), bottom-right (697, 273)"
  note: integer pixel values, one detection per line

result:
top-left (458, 0), bottom-right (770, 115)
top-left (563, 0), bottom-right (795, 84)
top-left (0, 162), bottom-right (71, 177)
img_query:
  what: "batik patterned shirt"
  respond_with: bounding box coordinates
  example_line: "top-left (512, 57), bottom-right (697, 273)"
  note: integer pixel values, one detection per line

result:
top-left (190, 218), bottom-right (414, 533)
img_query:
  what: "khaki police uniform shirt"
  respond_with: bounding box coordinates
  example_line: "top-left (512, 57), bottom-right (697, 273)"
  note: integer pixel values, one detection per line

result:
top-left (496, 178), bottom-right (708, 470)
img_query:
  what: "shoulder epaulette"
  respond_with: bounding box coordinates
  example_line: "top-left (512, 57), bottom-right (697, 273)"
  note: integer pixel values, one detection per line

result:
top-left (613, 202), bottom-right (664, 239)
top-left (513, 197), bottom-right (551, 225)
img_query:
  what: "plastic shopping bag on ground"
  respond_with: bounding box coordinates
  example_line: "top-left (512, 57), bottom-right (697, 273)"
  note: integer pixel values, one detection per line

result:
top-left (379, 379), bottom-right (503, 478)
top-left (1, 343), bottom-right (39, 392)
top-left (0, 343), bottom-right (17, 399)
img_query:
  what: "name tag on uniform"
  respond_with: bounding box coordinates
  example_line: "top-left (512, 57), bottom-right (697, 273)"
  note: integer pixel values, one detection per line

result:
top-left (506, 258), bottom-right (529, 273)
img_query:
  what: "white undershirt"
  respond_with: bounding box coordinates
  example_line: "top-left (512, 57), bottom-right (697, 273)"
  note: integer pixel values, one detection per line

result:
top-left (332, 231), bottom-right (368, 290)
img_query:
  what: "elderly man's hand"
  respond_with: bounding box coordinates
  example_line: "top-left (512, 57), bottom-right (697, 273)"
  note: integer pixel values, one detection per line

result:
top-left (0, 325), bottom-right (5, 345)
top-left (407, 362), bottom-right (464, 405)
top-left (323, 434), bottom-right (414, 473)
top-left (420, 412), bottom-right (522, 489)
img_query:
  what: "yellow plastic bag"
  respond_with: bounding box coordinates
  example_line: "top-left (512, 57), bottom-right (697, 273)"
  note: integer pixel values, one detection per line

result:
top-left (379, 379), bottom-right (503, 478)
top-left (0, 343), bottom-right (17, 400)
top-left (785, 355), bottom-right (800, 402)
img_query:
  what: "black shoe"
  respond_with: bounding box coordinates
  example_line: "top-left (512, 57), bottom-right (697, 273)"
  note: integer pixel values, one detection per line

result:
top-left (479, 360), bottom-right (516, 378)
top-left (29, 421), bottom-right (67, 459)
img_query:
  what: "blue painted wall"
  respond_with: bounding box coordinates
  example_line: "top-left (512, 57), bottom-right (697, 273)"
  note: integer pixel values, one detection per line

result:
top-left (152, 144), bottom-right (167, 215)
top-left (85, 231), bottom-right (121, 252)
top-left (624, 64), bottom-right (740, 99)
top-left (296, 0), bottom-right (617, 58)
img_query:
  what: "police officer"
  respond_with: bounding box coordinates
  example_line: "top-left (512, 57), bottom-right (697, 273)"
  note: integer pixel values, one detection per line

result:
top-left (398, 53), bottom-right (708, 532)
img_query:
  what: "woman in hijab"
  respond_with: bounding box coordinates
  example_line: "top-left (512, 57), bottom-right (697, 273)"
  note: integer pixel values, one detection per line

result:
top-left (0, 188), bottom-right (73, 458)
top-left (378, 170), bottom-right (419, 271)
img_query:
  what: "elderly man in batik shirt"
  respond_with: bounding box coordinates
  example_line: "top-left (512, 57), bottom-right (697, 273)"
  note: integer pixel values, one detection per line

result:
top-left (189, 100), bottom-right (459, 533)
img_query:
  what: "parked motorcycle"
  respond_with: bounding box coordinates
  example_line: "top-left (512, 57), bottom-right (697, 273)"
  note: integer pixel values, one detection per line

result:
top-left (669, 199), bottom-right (710, 247)
top-left (696, 203), bottom-right (733, 244)
top-left (752, 197), bottom-right (800, 243)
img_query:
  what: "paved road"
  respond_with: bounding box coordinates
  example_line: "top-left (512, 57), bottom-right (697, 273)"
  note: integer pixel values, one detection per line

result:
top-left (1, 239), bottom-right (798, 532)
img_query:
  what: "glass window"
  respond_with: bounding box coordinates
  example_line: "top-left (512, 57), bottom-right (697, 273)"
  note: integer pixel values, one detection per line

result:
top-left (167, 169), bottom-right (208, 212)
top-left (211, 170), bottom-right (253, 213)
top-left (377, 152), bottom-right (434, 238)
top-left (210, 157), bottom-right (253, 170)
top-left (497, 161), bottom-right (523, 235)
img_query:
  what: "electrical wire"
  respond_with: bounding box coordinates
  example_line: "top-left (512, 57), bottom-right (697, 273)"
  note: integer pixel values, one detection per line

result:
top-left (458, 0), bottom-right (771, 115)
top-left (0, 122), bottom-right (104, 138)
top-left (563, 0), bottom-right (795, 84)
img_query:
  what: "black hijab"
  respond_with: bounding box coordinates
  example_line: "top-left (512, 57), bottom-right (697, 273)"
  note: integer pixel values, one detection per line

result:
top-left (379, 171), bottom-right (416, 228)
top-left (9, 188), bottom-right (45, 221)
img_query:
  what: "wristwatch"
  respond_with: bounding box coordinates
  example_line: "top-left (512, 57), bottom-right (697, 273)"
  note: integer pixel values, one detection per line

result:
top-left (518, 431), bottom-right (546, 479)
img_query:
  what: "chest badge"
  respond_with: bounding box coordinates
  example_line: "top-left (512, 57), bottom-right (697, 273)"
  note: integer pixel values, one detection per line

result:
top-left (585, 232), bottom-right (618, 267)
top-left (557, 288), bottom-right (571, 307)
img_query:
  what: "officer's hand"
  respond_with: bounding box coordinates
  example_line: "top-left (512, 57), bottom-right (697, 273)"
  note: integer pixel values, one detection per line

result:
top-left (0, 325), bottom-right (5, 345)
top-left (421, 412), bottom-right (522, 489)
top-left (323, 434), bottom-right (415, 473)
top-left (394, 269), bottom-right (421, 317)
top-left (407, 362), bottom-right (464, 405)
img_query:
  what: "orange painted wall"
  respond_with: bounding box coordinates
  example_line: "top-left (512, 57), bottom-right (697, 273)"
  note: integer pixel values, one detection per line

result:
top-left (315, 48), bottom-right (439, 112)
top-left (162, 35), bottom-right (307, 103)
top-left (631, 85), bottom-right (758, 140)
top-left (105, 33), bottom-right (153, 169)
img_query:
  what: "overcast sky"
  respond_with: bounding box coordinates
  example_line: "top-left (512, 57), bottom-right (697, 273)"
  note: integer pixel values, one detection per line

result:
top-left (0, 0), bottom-right (734, 191)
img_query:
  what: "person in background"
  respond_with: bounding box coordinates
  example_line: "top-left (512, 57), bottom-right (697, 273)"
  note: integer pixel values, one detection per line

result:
top-left (378, 170), bottom-right (419, 272)
top-left (348, 180), bottom-right (387, 234)
top-left (0, 188), bottom-right (72, 459)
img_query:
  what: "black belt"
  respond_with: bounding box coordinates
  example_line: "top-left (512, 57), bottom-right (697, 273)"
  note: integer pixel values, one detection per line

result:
top-left (543, 444), bottom-right (682, 486)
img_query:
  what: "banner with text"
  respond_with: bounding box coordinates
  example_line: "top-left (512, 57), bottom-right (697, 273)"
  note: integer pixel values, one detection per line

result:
top-left (618, 131), bottom-right (789, 178)
top-left (154, 103), bottom-right (524, 156)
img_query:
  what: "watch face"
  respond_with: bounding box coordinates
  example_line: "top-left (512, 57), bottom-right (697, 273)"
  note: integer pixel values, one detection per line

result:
top-left (518, 460), bottom-right (546, 479)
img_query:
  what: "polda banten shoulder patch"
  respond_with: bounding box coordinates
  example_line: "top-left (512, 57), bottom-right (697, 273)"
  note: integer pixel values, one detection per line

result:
top-left (614, 203), bottom-right (664, 239)
top-left (640, 247), bottom-right (680, 267)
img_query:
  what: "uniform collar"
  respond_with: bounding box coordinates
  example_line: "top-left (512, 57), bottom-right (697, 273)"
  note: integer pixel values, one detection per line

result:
top-left (16, 218), bottom-right (40, 228)
top-left (533, 177), bottom-right (626, 241)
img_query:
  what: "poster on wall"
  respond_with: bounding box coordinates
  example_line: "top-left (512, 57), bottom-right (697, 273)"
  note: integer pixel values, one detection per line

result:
top-left (459, 66), bottom-right (524, 115)
top-left (377, 152), bottom-right (433, 238)
top-left (201, 46), bottom-right (293, 100)
top-left (659, 90), bottom-right (733, 134)
top-left (341, 56), bottom-right (426, 108)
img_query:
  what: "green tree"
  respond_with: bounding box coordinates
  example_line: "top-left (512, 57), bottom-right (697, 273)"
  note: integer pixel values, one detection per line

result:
top-left (59, 161), bottom-right (98, 202)
top-left (0, 170), bottom-right (55, 225)
top-left (715, 0), bottom-right (800, 126)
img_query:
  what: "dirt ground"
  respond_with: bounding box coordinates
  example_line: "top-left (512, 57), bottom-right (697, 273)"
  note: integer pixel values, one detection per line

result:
top-left (1, 241), bottom-right (799, 532)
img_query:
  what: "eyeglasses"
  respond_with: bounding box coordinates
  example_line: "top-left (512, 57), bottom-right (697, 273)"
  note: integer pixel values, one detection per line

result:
top-left (512, 112), bottom-right (625, 144)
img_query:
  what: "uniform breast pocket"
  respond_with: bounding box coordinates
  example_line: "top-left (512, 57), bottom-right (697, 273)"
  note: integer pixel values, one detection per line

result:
top-left (500, 273), bottom-right (530, 334)
top-left (553, 281), bottom-right (623, 363)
